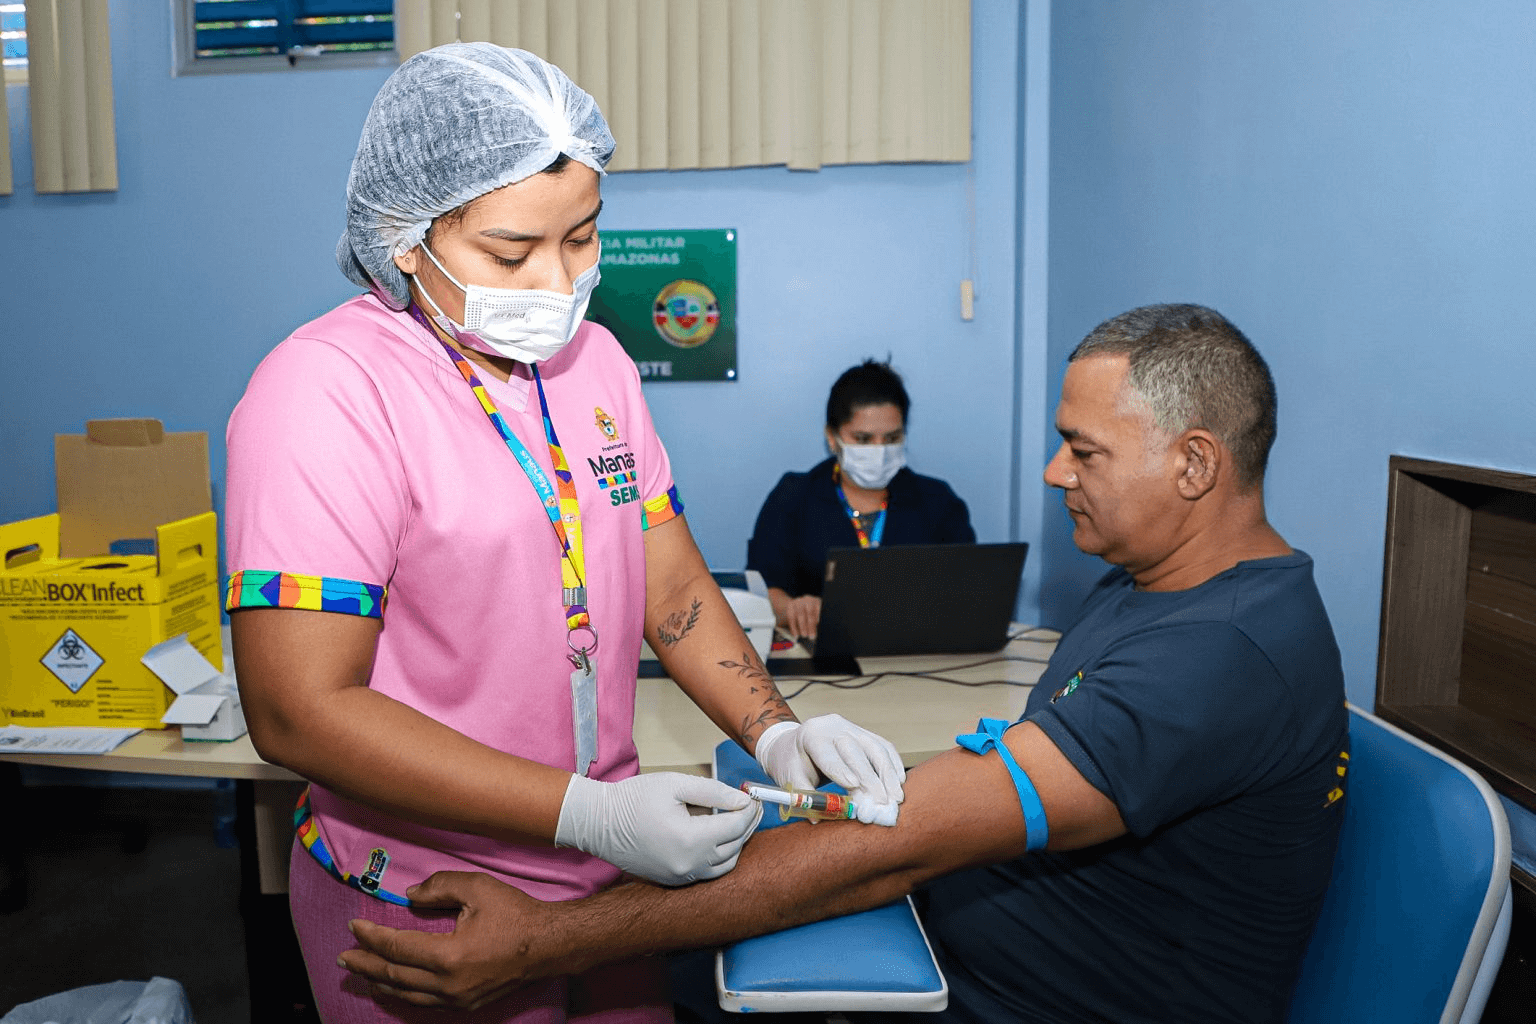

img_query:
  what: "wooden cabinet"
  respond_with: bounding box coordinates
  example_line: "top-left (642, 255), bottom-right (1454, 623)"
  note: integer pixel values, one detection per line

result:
top-left (1375, 456), bottom-right (1536, 901)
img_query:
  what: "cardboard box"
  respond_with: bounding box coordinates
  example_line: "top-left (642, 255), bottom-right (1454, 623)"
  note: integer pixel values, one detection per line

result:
top-left (0, 420), bottom-right (222, 729)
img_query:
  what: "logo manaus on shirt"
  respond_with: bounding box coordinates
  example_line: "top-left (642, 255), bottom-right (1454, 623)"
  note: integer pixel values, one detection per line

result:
top-left (589, 408), bottom-right (640, 506)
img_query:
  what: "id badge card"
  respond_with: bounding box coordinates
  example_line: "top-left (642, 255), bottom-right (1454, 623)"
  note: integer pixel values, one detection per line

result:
top-left (572, 655), bottom-right (598, 776)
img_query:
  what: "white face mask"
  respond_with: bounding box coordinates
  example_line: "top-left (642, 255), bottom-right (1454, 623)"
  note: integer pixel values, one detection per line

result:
top-left (414, 243), bottom-right (601, 363)
top-left (836, 442), bottom-right (907, 490)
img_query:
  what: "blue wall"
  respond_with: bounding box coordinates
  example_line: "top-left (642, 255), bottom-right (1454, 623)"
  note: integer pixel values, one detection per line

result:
top-left (0, 1), bottom-right (1038, 620)
top-left (1043, 0), bottom-right (1536, 708)
top-left (15, 0), bottom-right (1529, 701)
top-left (7, 0), bottom-right (1535, 827)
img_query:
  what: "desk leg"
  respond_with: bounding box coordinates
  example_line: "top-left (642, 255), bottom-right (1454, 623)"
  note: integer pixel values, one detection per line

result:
top-left (0, 762), bottom-right (26, 913)
top-left (235, 778), bottom-right (319, 1023)
top-left (253, 780), bottom-right (304, 895)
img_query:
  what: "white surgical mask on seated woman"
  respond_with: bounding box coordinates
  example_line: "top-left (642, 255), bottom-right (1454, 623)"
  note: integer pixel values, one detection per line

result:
top-left (415, 241), bottom-right (602, 364)
top-left (837, 441), bottom-right (907, 490)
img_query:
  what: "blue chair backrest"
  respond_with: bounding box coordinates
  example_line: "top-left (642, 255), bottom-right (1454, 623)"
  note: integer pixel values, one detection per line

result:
top-left (1286, 706), bottom-right (1510, 1022)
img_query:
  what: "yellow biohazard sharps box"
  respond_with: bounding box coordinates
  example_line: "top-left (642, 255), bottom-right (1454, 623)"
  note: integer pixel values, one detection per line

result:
top-left (0, 419), bottom-right (222, 728)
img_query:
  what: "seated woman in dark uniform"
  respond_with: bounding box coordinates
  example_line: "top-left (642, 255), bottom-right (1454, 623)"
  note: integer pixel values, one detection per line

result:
top-left (747, 360), bottom-right (975, 641)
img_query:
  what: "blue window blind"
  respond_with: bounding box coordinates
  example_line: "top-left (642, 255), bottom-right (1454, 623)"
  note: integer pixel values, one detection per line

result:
top-left (194, 0), bottom-right (393, 61)
top-left (1, 4), bottom-right (25, 71)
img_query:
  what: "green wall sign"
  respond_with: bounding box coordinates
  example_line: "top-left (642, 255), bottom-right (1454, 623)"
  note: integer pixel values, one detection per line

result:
top-left (589, 229), bottom-right (738, 382)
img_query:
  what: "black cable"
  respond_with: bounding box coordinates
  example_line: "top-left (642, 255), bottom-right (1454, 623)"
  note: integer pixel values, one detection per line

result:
top-left (904, 653), bottom-right (1052, 670)
top-left (774, 655), bottom-right (1048, 699)
top-left (904, 676), bottom-right (1034, 688)
top-left (777, 673), bottom-right (891, 700)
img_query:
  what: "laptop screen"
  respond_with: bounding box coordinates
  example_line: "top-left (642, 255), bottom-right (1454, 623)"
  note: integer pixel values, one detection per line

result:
top-left (812, 542), bottom-right (1028, 660)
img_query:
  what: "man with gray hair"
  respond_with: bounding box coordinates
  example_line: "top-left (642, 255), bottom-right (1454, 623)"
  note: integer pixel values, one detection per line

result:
top-left (342, 303), bottom-right (1349, 1024)
top-left (1069, 302), bottom-right (1277, 488)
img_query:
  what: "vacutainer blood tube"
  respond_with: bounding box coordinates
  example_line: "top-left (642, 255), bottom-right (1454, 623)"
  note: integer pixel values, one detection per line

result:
top-left (741, 783), bottom-right (857, 822)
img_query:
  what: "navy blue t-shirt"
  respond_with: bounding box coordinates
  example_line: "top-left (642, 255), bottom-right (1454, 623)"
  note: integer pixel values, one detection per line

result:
top-left (919, 552), bottom-right (1348, 1024)
top-left (746, 457), bottom-right (975, 597)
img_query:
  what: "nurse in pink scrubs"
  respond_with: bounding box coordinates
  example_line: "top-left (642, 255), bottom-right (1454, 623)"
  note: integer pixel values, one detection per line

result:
top-left (224, 44), bottom-right (905, 1024)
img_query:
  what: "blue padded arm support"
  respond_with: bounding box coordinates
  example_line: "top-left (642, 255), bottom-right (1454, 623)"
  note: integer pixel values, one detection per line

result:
top-left (956, 717), bottom-right (1049, 851)
top-left (711, 740), bottom-right (949, 1012)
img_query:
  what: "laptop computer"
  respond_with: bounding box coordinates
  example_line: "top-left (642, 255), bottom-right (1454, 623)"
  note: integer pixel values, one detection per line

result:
top-left (778, 542), bottom-right (1028, 675)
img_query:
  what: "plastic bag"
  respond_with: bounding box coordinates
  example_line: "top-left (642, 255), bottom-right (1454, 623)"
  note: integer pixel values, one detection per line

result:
top-left (1, 976), bottom-right (193, 1024)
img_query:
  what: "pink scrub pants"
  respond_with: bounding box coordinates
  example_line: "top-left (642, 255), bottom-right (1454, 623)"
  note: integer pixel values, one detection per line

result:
top-left (289, 838), bottom-right (674, 1023)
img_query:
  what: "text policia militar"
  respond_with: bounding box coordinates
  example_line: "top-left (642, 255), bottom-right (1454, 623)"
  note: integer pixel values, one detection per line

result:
top-left (600, 234), bottom-right (687, 266)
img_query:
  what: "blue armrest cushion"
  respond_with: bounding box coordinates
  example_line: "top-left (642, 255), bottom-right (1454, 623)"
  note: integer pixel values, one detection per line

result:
top-left (720, 899), bottom-right (945, 994)
top-left (711, 740), bottom-right (948, 1012)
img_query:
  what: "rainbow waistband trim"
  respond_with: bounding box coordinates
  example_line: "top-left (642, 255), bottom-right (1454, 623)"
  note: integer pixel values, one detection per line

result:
top-left (294, 785), bottom-right (412, 907)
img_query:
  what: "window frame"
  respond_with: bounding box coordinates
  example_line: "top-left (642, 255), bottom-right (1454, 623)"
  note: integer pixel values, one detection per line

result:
top-left (169, 0), bottom-right (398, 78)
top-left (2, 1), bottom-right (25, 84)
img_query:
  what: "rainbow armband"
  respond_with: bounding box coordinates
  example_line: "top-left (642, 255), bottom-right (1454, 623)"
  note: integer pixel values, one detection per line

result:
top-left (956, 717), bottom-right (1048, 851)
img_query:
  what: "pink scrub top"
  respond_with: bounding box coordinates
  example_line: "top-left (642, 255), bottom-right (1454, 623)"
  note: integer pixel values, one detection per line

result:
top-left (224, 293), bottom-right (683, 903)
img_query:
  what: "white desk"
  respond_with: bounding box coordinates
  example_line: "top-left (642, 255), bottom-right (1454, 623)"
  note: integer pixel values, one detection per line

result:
top-left (1, 628), bottom-right (1059, 896)
top-left (636, 628), bottom-right (1059, 773)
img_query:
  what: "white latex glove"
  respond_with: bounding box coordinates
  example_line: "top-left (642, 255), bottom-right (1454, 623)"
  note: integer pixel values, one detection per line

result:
top-left (754, 715), bottom-right (906, 826)
top-left (553, 773), bottom-right (763, 886)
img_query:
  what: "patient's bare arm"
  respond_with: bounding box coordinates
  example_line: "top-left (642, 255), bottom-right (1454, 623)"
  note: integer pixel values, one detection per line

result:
top-left (340, 722), bottom-right (1124, 1011)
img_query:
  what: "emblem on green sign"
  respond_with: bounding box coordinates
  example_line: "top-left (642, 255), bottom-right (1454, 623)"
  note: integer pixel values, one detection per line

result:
top-left (588, 229), bottom-right (738, 381)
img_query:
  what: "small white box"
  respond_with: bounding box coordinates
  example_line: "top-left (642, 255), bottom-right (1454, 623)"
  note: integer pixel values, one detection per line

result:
top-left (160, 675), bottom-right (246, 742)
top-left (142, 634), bottom-right (246, 741)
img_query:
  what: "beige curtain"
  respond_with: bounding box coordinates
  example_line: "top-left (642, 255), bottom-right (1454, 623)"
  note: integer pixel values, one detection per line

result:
top-left (24, 0), bottom-right (117, 193)
top-left (394, 0), bottom-right (970, 172)
top-left (1, 70), bottom-right (12, 195)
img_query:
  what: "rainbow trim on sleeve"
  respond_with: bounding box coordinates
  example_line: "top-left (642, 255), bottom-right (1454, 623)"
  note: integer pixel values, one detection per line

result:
top-left (224, 570), bottom-right (386, 618)
top-left (640, 485), bottom-right (684, 530)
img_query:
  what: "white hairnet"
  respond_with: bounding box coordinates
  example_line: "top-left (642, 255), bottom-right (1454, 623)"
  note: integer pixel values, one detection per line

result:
top-left (336, 42), bottom-right (615, 309)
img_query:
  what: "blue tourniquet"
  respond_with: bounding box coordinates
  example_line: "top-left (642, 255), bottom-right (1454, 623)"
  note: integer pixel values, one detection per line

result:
top-left (957, 717), bottom-right (1048, 850)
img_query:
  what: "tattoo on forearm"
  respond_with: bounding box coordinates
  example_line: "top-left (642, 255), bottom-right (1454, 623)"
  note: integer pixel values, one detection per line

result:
top-left (741, 702), bottom-right (795, 744)
top-left (656, 598), bottom-right (702, 648)
top-left (718, 649), bottom-right (772, 687)
top-left (720, 649), bottom-right (794, 744)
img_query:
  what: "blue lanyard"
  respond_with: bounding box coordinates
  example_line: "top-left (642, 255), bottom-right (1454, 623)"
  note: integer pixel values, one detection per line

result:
top-left (408, 305), bottom-right (591, 633)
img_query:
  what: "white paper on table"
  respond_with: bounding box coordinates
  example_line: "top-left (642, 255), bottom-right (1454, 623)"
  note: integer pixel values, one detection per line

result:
top-left (140, 634), bottom-right (222, 696)
top-left (0, 725), bottom-right (142, 754)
